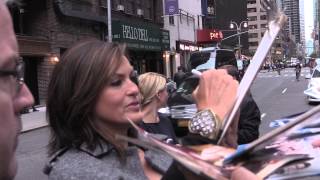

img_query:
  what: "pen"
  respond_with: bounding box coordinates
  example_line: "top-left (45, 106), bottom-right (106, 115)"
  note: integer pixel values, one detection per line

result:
top-left (191, 69), bottom-right (202, 77)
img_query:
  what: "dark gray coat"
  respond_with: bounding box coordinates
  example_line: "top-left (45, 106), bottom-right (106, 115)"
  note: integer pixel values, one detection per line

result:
top-left (45, 141), bottom-right (172, 180)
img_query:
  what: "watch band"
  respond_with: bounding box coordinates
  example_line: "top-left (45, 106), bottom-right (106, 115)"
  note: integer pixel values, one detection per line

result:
top-left (188, 109), bottom-right (222, 140)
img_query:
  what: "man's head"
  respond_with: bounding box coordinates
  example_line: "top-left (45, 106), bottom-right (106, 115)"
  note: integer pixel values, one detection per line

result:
top-left (218, 65), bottom-right (240, 82)
top-left (0, 1), bottom-right (34, 179)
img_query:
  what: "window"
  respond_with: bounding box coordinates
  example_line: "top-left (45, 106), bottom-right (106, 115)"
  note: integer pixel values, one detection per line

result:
top-left (261, 24), bottom-right (267, 28)
top-left (260, 15), bottom-right (267, 20)
top-left (248, 16), bottom-right (257, 21)
top-left (249, 42), bottom-right (259, 46)
top-left (249, 25), bottom-right (257, 29)
top-left (247, 0), bottom-right (256, 4)
top-left (125, 1), bottom-right (134, 14)
top-left (313, 69), bottom-right (320, 78)
top-left (249, 33), bottom-right (258, 38)
top-left (169, 16), bottom-right (174, 25)
top-left (247, 8), bottom-right (256, 13)
top-left (144, 0), bottom-right (151, 19)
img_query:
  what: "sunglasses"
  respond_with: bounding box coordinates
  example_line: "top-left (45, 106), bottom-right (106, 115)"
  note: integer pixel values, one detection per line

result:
top-left (0, 58), bottom-right (24, 93)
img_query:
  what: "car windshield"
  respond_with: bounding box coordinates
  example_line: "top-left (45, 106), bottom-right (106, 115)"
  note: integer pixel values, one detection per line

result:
top-left (189, 52), bottom-right (211, 69)
top-left (216, 50), bottom-right (237, 68)
top-left (313, 69), bottom-right (320, 78)
top-left (189, 50), bottom-right (237, 70)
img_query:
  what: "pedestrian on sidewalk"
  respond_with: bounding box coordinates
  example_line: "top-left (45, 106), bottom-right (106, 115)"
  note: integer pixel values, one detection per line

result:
top-left (0, 1), bottom-right (34, 179)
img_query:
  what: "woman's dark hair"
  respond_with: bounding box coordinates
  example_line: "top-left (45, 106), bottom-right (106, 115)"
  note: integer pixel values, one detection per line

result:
top-left (47, 40), bottom-right (126, 155)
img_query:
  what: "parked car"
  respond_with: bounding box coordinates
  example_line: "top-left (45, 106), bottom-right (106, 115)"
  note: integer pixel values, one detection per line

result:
top-left (168, 47), bottom-right (238, 136)
top-left (305, 66), bottom-right (320, 103)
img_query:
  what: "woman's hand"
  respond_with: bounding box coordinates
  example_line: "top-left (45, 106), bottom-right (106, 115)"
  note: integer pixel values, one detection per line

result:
top-left (192, 69), bottom-right (239, 122)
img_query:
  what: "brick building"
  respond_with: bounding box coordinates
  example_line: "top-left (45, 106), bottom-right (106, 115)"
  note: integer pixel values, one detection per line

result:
top-left (8, 0), bottom-right (168, 105)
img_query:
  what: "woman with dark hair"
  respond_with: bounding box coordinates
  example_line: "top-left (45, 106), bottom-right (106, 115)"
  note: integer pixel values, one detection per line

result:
top-left (45, 41), bottom-right (170, 179)
top-left (43, 40), bottom-right (253, 180)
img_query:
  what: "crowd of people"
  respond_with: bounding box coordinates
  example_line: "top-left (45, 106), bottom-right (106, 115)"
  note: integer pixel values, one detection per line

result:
top-left (1, 0), bottom-right (319, 180)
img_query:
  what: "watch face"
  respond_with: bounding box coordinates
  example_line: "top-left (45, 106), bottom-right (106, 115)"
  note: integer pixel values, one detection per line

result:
top-left (189, 109), bottom-right (216, 138)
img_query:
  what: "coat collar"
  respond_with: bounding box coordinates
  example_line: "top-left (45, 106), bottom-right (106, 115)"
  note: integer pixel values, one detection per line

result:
top-left (79, 140), bottom-right (115, 158)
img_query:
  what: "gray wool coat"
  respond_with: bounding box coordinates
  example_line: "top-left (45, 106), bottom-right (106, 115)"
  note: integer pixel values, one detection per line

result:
top-left (44, 139), bottom-right (173, 180)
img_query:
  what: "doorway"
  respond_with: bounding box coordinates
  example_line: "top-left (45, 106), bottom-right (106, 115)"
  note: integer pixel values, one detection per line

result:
top-left (23, 57), bottom-right (40, 105)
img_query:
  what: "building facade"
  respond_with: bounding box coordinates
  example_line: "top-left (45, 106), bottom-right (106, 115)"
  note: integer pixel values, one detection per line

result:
top-left (247, 0), bottom-right (268, 54)
top-left (281, 0), bottom-right (301, 43)
top-left (203, 0), bottom-right (249, 52)
top-left (163, 0), bottom-right (203, 77)
top-left (8, 0), bottom-right (168, 105)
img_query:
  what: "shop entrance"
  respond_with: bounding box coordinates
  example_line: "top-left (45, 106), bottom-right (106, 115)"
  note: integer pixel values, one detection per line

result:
top-left (23, 57), bottom-right (40, 105)
top-left (129, 51), bottom-right (164, 74)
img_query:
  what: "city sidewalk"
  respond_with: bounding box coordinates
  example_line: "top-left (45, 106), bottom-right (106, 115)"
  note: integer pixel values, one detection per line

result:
top-left (21, 106), bottom-right (48, 133)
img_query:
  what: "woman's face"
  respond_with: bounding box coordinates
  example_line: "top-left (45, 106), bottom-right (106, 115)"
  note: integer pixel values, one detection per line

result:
top-left (95, 56), bottom-right (143, 125)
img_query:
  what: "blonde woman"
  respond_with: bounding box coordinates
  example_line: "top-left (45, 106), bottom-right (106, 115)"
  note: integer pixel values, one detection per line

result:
top-left (138, 72), bottom-right (178, 144)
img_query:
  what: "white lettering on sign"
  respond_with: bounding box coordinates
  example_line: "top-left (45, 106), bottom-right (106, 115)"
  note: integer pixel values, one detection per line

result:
top-left (122, 25), bottom-right (149, 42)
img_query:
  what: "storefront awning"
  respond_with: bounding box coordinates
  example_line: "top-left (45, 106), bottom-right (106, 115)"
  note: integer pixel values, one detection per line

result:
top-left (112, 21), bottom-right (170, 51)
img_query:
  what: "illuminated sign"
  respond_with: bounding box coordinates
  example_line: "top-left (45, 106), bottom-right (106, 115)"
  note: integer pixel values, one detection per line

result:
top-left (197, 29), bottom-right (223, 43)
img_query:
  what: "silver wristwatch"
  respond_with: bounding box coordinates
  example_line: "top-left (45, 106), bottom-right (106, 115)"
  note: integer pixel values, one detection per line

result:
top-left (188, 109), bottom-right (222, 140)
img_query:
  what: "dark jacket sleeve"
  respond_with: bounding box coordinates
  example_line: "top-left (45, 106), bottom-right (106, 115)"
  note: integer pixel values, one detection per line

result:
top-left (238, 93), bottom-right (261, 144)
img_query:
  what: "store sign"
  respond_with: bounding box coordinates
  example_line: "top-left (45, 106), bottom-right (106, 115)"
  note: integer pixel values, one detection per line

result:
top-left (177, 41), bottom-right (201, 52)
top-left (112, 21), bottom-right (169, 51)
top-left (122, 25), bottom-right (149, 42)
top-left (197, 29), bottom-right (223, 43)
top-left (165, 0), bottom-right (179, 15)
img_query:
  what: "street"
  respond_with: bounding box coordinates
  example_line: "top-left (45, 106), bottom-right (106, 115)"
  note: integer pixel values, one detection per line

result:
top-left (252, 67), bottom-right (314, 135)
top-left (15, 68), bottom-right (315, 180)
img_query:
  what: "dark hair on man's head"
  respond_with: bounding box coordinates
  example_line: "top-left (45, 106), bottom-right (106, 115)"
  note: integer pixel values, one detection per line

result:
top-left (47, 40), bottom-right (126, 155)
top-left (218, 65), bottom-right (240, 81)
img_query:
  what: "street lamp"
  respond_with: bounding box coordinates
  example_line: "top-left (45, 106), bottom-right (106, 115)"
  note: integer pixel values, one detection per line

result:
top-left (230, 21), bottom-right (248, 59)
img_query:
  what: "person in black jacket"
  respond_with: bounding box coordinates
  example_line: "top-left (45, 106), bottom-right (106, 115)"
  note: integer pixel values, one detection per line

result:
top-left (219, 65), bottom-right (261, 144)
top-left (173, 66), bottom-right (186, 87)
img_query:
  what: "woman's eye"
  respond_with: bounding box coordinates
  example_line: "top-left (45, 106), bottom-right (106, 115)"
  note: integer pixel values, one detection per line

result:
top-left (110, 79), bottom-right (122, 86)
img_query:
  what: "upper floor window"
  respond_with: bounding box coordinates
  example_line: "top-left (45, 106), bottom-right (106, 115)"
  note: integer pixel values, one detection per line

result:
top-left (125, 1), bottom-right (134, 14)
top-left (261, 24), bottom-right (267, 28)
top-left (248, 8), bottom-right (257, 13)
top-left (249, 24), bottom-right (258, 29)
top-left (260, 15), bottom-right (267, 20)
top-left (144, 0), bottom-right (151, 19)
top-left (249, 33), bottom-right (258, 38)
top-left (248, 16), bottom-right (257, 21)
top-left (169, 16), bottom-right (174, 25)
top-left (247, 0), bottom-right (256, 4)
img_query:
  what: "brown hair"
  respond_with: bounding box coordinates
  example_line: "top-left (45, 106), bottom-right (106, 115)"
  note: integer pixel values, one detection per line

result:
top-left (47, 40), bottom-right (127, 155)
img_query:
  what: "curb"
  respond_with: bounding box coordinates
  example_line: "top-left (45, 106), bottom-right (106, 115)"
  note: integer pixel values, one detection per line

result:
top-left (21, 124), bottom-right (48, 133)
